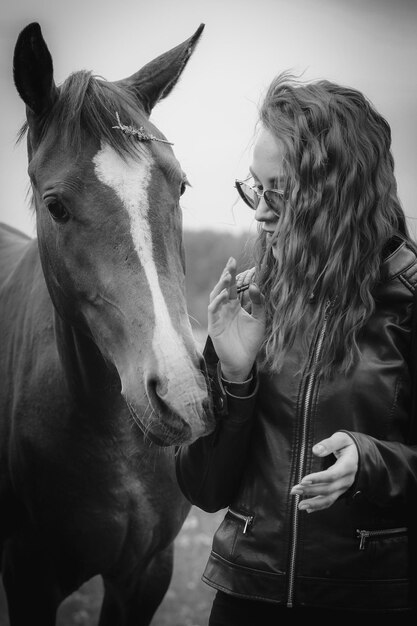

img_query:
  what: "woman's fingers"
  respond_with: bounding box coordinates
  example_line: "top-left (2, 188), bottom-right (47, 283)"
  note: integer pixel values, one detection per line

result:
top-left (292, 477), bottom-right (348, 511)
top-left (312, 431), bottom-right (356, 457)
top-left (236, 267), bottom-right (256, 289)
top-left (291, 477), bottom-right (348, 498)
top-left (209, 280), bottom-right (227, 303)
top-left (248, 283), bottom-right (265, 320)
top-left (236, 267), bottom-right (256, 308)
top-left (290, 431), bottom-right (359, 512)
top-left (209, 258), bottom-right (237, 302)
top-left (208, 288), bottom-right (228, 313)
top-left (298, 493), bottom-right (341, 512)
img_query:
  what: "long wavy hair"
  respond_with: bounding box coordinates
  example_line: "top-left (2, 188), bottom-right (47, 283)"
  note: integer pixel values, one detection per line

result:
top-left (253, 73), bottom-right (412, 378)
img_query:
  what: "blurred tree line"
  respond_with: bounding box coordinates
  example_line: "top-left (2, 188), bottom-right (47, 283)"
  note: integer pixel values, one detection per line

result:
top-left (183, 229), bottom-right (256, 339)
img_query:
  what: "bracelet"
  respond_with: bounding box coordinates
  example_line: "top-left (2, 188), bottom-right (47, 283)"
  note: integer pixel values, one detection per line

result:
top-left (221, 374), bottom-right (253, 386)
top-left (215, 361), bottom-right (255, 399)
top-left (221, 374), bottom-right (254, 398)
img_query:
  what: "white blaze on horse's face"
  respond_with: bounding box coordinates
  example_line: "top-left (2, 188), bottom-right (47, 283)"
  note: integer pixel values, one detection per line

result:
top-left (93, 141), bottom-right (205, 427)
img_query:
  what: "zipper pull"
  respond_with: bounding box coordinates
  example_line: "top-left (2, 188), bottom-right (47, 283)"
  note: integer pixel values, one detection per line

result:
top-left (227, 508), bottom-right (253, 533)
top-left (357, 529), bottom-right (369, 550)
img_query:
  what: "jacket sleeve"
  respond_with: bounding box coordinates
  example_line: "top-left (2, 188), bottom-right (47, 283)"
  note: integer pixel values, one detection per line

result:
top-left (344, 431), bottom-right (417, 517)
top-left (175, 337), bottom-right (258, 513)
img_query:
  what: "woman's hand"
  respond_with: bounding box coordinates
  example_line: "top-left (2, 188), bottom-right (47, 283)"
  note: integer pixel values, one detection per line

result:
top-left (208, 257), bottom-right (265, 381)
top-left (236, 266), bottom-right (256, 311)
top-left (290, 431), bottom-right (359, 513)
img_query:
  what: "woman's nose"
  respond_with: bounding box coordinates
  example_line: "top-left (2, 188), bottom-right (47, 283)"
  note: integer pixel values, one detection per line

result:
top-left (254, 197), bottom-right (274, 222)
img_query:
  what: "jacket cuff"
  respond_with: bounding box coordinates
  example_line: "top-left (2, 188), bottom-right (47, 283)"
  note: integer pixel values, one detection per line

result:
top-left (211, 361), bottom-right (258, 418)
top-left (221, 371), bottom-right (253, 396)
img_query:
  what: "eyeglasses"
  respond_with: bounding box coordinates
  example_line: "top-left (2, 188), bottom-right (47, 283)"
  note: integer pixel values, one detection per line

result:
top-left (235, 179), bottom-right (285, 215)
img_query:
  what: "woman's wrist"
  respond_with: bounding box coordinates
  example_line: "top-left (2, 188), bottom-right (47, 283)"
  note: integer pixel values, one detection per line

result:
top-left (220, 364), bottom-right (254, 397)
top-left (220, 365), bottom-right (253, 383)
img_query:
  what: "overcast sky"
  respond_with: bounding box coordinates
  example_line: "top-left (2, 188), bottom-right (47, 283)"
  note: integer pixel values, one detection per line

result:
top-left (1, 0), bottom-right (417, 239)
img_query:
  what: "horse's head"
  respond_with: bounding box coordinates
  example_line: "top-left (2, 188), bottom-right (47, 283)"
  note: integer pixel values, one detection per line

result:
top-left (13, 22), bottom-right (214, 446)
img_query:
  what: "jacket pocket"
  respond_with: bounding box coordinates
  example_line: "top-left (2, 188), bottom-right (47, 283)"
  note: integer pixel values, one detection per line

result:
top-left (355, 526), bottom-right (409, 579)
top-left (227, 507), bottom-right (254, 534)
top-left (356, 526), bottom-right (408, 551)
top-left (212, 507), bottom-right (254, 560)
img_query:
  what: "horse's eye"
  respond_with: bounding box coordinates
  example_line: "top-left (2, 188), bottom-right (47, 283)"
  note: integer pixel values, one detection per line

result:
top-left (180, 176), bottom-right (190, 197)
top-left (45, 199), bottom-right (70, 223)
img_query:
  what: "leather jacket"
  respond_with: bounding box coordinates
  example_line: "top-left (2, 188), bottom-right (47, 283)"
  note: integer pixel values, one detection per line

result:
top-left (175, 238), bottom-right (417, 612)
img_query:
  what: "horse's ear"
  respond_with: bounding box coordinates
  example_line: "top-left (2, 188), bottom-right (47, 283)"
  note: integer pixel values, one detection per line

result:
top-left (13, 22), bottom-right (58, 117)
top-left (117, 24), bottom-right (205, 116)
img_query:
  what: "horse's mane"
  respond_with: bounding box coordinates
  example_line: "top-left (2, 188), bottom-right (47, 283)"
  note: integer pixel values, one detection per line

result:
top-left (18, 71), bottom-right (145, 159)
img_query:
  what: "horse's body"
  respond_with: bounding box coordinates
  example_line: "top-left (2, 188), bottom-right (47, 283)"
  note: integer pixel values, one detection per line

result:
top-left (0, 23), bottom-right (212, 625)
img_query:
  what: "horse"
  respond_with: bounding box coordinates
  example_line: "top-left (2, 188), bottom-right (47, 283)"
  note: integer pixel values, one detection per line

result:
top-left (0, 22), bottom-right (213, 625)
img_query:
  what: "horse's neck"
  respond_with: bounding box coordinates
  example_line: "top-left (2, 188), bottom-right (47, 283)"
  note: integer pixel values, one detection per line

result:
top-left (54, 311), bottom-right (121, 410)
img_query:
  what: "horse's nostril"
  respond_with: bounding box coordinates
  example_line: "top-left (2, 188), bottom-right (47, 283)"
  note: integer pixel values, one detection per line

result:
top-left (147, 375), bottom-right (167, 403)
top-left (146, 376), bottom-right (171, 418)
top-left (146, 376), bottom-right (158, 405)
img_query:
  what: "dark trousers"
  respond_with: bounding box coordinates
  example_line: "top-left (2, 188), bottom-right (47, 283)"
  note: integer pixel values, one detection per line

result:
top-left (208, 590), bottom-right (417, 626)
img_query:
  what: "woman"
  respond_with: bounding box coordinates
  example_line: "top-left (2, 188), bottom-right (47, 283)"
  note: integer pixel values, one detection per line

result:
top-left (175, 74), bottom-right (417, 623)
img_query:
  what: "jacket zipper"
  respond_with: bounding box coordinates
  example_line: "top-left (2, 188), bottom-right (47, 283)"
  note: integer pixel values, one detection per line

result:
top-left (227, 508), bottom-right (253, 534)
top-left (356, 527), bottom-right (407, 550)
top-left (286, 301), bottom-right (331, 608)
